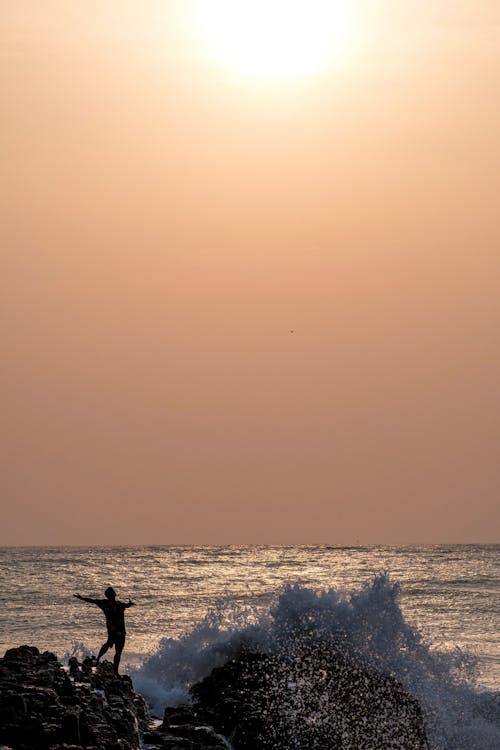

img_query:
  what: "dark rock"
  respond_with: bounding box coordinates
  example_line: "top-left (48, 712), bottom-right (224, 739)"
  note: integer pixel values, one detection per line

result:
top-left (0, 647), bottom-right (229, 750)
top-left (0, 647), bottom-right (148, 750)
top-left (1, 642), bottom-right (430, 750)
top-left (167, 725), bottom-right (229, 749)
top-left (146, 726), bottom-right (229, 750)
top-left (163, 705), bottom-right (200, 728)
top-left (190, 648), bottom-right (430, 749)
top-left (150, 712), bottom-right (229, 750)
top-left (60, 712), bottom-right (82, 745)
top-left (3, 645), bottom-right (40, 663)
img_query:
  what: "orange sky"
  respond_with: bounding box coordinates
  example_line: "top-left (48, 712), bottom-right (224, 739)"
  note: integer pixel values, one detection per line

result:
top-left (2, 1), bottom-right (500, 544)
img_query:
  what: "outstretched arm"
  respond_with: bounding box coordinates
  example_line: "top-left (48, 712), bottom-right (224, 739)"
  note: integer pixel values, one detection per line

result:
top-left (74, 593), bottom-right (98, 605)
top-left (125, 599), bottom-right (135, 608)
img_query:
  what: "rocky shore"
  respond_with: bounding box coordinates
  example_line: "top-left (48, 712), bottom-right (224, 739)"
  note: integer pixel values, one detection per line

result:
top-left (0, 645), bottom-right (429, 749)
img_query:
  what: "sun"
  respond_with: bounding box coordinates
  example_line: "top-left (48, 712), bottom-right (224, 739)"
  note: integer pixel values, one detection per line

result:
top-left (195, 0), bottom-right (353, 82)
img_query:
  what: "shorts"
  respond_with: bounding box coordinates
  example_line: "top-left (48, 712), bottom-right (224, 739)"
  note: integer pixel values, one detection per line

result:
top-left (106, 632), bottom-right (126, 650)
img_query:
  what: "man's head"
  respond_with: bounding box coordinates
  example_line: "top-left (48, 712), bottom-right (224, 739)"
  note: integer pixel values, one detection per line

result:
top-left (105, 586), bottom-right (116, 600)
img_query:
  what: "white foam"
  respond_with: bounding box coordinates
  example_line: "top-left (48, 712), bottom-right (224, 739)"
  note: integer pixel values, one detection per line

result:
top-left (132, 573), bottom-right (500, 749)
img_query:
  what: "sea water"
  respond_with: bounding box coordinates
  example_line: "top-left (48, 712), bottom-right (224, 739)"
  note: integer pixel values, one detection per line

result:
top-left (0, 544), bottom-right (499, 748)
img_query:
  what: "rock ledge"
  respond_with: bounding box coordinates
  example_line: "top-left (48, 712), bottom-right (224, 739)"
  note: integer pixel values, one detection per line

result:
top-left (0, 645), bottom-right (429, 749)
top-left (0, 646), bottom-right (226, 750)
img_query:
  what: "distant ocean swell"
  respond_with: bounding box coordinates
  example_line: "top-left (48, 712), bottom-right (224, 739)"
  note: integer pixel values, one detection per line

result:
top-left (104, 574), bottom-right (500, 750)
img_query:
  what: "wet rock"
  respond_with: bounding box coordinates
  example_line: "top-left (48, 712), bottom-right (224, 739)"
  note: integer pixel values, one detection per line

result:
top-left (0, 647), bottom-right (147, 750)
top-left (163, 705), bottom-right (200, 727)
top-left (146, 724), bottom-right (229, 750)
top-left (190, 648), bottom-right (430, 749)
top-left (0, 647), bottom-right (228, 750)
top-left (0, 643), bottom-right (431, 750)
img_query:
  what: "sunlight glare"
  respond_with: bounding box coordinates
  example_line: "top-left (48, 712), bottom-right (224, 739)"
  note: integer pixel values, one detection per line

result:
top-left (196, 0), bottom-right (353, 81)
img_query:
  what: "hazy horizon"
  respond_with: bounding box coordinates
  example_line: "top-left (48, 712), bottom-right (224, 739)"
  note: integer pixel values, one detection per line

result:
top-left (2, 1), bottom-right (499, 546)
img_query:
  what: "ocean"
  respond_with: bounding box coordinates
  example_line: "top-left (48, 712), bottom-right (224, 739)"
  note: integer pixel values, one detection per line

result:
top-left (1, 544), bottom-right (499, 748)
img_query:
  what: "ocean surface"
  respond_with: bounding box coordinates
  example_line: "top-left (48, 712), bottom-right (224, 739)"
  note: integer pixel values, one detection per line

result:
top-left (0, 544), bottom-right (499, 748)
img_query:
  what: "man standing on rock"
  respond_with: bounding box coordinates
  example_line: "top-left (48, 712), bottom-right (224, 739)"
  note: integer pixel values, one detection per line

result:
top-left (74, 587), bottom-right (135, 675)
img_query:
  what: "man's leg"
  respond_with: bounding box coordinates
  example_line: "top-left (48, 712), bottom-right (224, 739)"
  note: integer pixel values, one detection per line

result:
top-left (113, 635), bottom-right (125, 676)
top-left (97, 640), bottom-right (110, 663)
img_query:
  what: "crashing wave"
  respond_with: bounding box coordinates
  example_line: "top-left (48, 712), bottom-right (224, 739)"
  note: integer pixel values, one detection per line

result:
top-left (132, 573), bottom-right (500, 749)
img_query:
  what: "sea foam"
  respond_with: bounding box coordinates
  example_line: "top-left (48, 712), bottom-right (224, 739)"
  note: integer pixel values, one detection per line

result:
top-left (132, 573), bottom-right (500, 750)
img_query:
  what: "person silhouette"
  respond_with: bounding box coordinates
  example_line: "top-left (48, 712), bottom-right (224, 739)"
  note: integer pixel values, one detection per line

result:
top-left (74, 587), bottom-right (135, 675)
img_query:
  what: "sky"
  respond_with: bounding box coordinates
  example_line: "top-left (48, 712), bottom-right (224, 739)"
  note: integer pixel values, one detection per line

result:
top-left (2, 1), bottom-right (499, 545)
